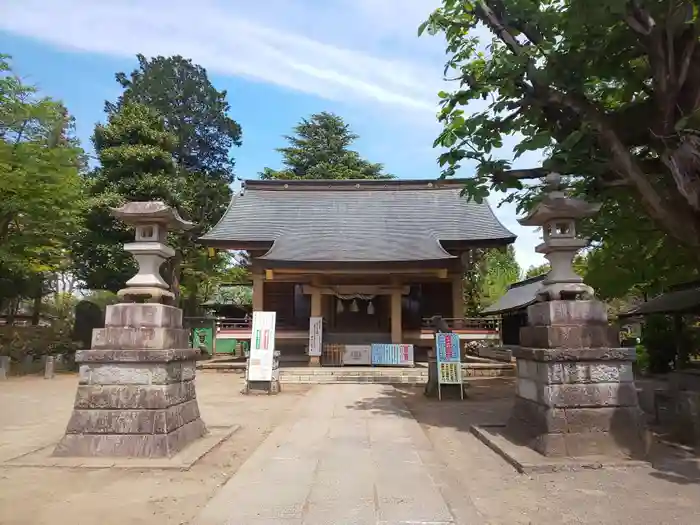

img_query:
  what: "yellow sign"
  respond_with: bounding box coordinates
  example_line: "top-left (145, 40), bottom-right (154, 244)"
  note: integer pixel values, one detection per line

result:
top-left (439, 362), bottom-right (461, 384)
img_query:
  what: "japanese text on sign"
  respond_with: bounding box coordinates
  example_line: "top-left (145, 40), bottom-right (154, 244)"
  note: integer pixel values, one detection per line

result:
top-left (436, 333), bottom-right (461, 363)
top-left (439, 362), bottom-right (461, 384)
top-left (435, 333), bottom-right (462, 385)
top-left (248, 311), bottom-right (277, 381)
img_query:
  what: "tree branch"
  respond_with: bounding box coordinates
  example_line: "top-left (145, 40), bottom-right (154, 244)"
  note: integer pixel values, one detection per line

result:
top-left (492, 168), bottom-right (548, 183)
top-left (625, 0), bottom-right (656, 35)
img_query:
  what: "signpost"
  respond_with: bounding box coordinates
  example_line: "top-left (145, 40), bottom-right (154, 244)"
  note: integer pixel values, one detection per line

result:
top-left (248, 311), bottom-right (277, 381)
top-left (435, 333), bottom-right (463, 400)
top-left (308, 316), bottom-right (323, 358)
top-left (370, 344), bottom-right (414, 366)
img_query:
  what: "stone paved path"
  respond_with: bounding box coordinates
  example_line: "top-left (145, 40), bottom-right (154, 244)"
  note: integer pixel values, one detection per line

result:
top-left (194, 384), bottom-right (478, 525)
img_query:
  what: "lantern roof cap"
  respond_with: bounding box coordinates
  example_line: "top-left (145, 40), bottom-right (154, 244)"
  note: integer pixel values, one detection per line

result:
top-left (518, 173), bottom-right (600, 227)
top-left (110, 201), bottom-right (194, 231)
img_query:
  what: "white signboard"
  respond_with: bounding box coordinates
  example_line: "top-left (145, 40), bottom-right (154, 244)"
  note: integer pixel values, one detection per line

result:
top-left (308, 316), bottom-right (323, 357)
top-left (248, 311), bottom-right (277, 381)
top-left (343, 345), bottom-right (372, 365)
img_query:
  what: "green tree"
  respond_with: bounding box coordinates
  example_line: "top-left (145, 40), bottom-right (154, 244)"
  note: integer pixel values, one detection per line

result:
top-left (524, 255), bottom-right (587, 281)
top-left (71, 102), bottom-right (178, 292)
top-left (464, 245), bottom-right (521, 313)
top-left (75, 56), bottom-right (243, 314)
top-left (261, 112), bottom-right (394, 180)
top-left (0, 55), bottom-right (84, 320)
top-left (420, 1), bottom-right (700, 250)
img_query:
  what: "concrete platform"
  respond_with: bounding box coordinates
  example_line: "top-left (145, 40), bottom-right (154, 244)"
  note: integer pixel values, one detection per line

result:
top-left (2, 425), bottom-right (239, 470)
top-left (471, 424), bottom-right (649, 474)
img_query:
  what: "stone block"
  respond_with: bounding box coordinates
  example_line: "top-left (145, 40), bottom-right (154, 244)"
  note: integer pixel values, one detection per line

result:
top-left (563, 406), bottom-right (645, 434)
top-left (79, 361), bottom-right (196, 385)
top-left (105, 303), bottom-right (183, 328)
top-left (76, 348), bottom-right (200, 364)
top-left (516, 359), bottom-right (537, 379)
top-left (672, 391), bottom-right (700, 446)
top-left (533, 433), bottom-right (568, 456)
top-left (510, 396), bottom-right (568, 434)
top-left (91, 327), bottom-right (189, 350)
top-left (542, 382), bottom-right (639, 408)
top-left (516, 377), bottom-right (538, 402)
top-left (44, 356), bottom-right (55, 379)
top-left (73, 381), bottom-right (196, 410)
top-left (520, 324), bottom-right (618, 349)
top-left (0, 355), bottom-right (9, 380)
top-left (512, 347), bottom-right (636, 363)
top-left (54, 418), bottom-right (207, 457)
top-left (527, 300), bottom-right (608, 326)
top-left (537, 361), bottom-right (634, 385)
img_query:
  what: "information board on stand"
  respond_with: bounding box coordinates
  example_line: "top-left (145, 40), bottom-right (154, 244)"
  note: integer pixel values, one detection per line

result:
top-left (248, 311), bottom-right (277, 381)
top-left (370, 344), bottom-right (414, 366)
top-left (435, 333), bottom-right (463, 400)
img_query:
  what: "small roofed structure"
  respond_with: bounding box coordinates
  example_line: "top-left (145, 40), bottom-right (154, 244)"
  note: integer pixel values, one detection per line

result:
top-left (482, 274), bottom-right (546, 346)
top-left (619, 281), bottom-right (700, 318)
top-left (199, 178), bottom-right (515, 364)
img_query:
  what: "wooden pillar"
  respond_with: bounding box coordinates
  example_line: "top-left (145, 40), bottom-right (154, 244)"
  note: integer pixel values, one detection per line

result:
top-left (311, 289), bottom-right (322, 317)
top-left (252, 273), bottom-right (264, 312)
top-left (309, 279), bottom-right (322, 367)
top-left (391, 287), bottom-right (402, 344)
top-left (452, 274), bottom-right (464, 320)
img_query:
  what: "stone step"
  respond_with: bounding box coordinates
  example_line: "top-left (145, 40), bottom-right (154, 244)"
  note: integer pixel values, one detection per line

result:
top-left (198, 362), bottom-right (514, 384)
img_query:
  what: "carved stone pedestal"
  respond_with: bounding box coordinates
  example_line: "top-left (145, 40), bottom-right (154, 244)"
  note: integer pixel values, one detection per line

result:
top-left (53, 304), bottom-right (207, 458)
top-left (506, 300), bottom-right (648, 458)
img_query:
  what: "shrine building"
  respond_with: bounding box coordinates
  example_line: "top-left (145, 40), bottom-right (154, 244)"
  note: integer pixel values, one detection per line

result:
top-left (199, 178), bottom-right (515, 364)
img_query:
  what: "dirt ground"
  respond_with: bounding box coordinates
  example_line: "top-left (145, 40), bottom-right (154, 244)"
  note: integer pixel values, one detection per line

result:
top-left (393, 379), bottom-right (700, 525)
top-left (0, 372), bottom-right (310, 525)
top-left (3, 375), bottom-right (700, 524)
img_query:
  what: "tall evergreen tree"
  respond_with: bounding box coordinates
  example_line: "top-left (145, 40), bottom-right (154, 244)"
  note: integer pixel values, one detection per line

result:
top-left (261, 112), bottom-right (393, 180)
top-left (71, 103), bottom-right (178, 292)
top-left (106, 54), bottom-right (242, 232)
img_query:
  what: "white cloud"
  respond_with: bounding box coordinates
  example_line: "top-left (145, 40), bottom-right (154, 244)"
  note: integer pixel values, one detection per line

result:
top-left (1, 0), bottom-right (545, 272)
top-left (0, 0), bottom-right (445, 112)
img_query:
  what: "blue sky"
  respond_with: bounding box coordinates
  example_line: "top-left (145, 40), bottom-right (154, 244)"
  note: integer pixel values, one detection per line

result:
top-left (0, 0), bottom-right (545, 271)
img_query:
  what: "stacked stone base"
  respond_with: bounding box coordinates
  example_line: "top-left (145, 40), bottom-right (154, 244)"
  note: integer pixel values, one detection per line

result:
top-left (506, 301), bottom-right (648, 458)
top-left (54, 304), bottom-right (207, 458)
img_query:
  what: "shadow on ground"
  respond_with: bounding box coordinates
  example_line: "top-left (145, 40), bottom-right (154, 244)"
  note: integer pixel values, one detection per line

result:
top-left (346, 378), bottom-right (515, 433)
top-left (345, 377), bottom-right (700, 486)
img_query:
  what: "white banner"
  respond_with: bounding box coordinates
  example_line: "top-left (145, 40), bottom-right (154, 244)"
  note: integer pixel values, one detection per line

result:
top-left (248, 311), bottom-right (277, 381)
top-left (308, 316), bottom-right (323, 357)
top-left (343, 345), bottom-right (372, 365)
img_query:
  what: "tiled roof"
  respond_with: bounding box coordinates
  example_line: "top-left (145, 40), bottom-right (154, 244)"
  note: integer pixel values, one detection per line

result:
top-left (620, 282), bottom-right (700, 317)
top-left (200, 179), bottom-right (516, 263)
top-left (481, 274), bottom-right (546, 314)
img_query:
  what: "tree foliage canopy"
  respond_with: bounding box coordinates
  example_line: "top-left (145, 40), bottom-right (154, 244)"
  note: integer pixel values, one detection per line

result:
top-left (71, 55), bottom-right (245, 313)
top-left (0, 55), bottom-right (84, 311)
top-left (70, 102), bottom-right (178, 292)
top-left (421, 0), bottom-right (700, 251)
top-left (261, 112), bottom-right (394, 180)
top-left (464, 245), bottom-right (521, 313)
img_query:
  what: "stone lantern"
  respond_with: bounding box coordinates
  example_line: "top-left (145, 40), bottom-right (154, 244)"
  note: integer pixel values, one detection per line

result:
top-left (112, 201), bottom-right (194, 303)
top-left (519, 173), bottom-right (597, 301)
top-left (53, 201), bottom-right (207, 458)
top-left (500, 174), bottom-right (648, 461)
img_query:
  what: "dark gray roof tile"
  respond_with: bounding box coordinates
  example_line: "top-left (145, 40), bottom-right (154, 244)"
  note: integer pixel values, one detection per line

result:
top-left (481, 274), bottom-right (546, 314)
top-left (200, 179), bottom-right (516, 262)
